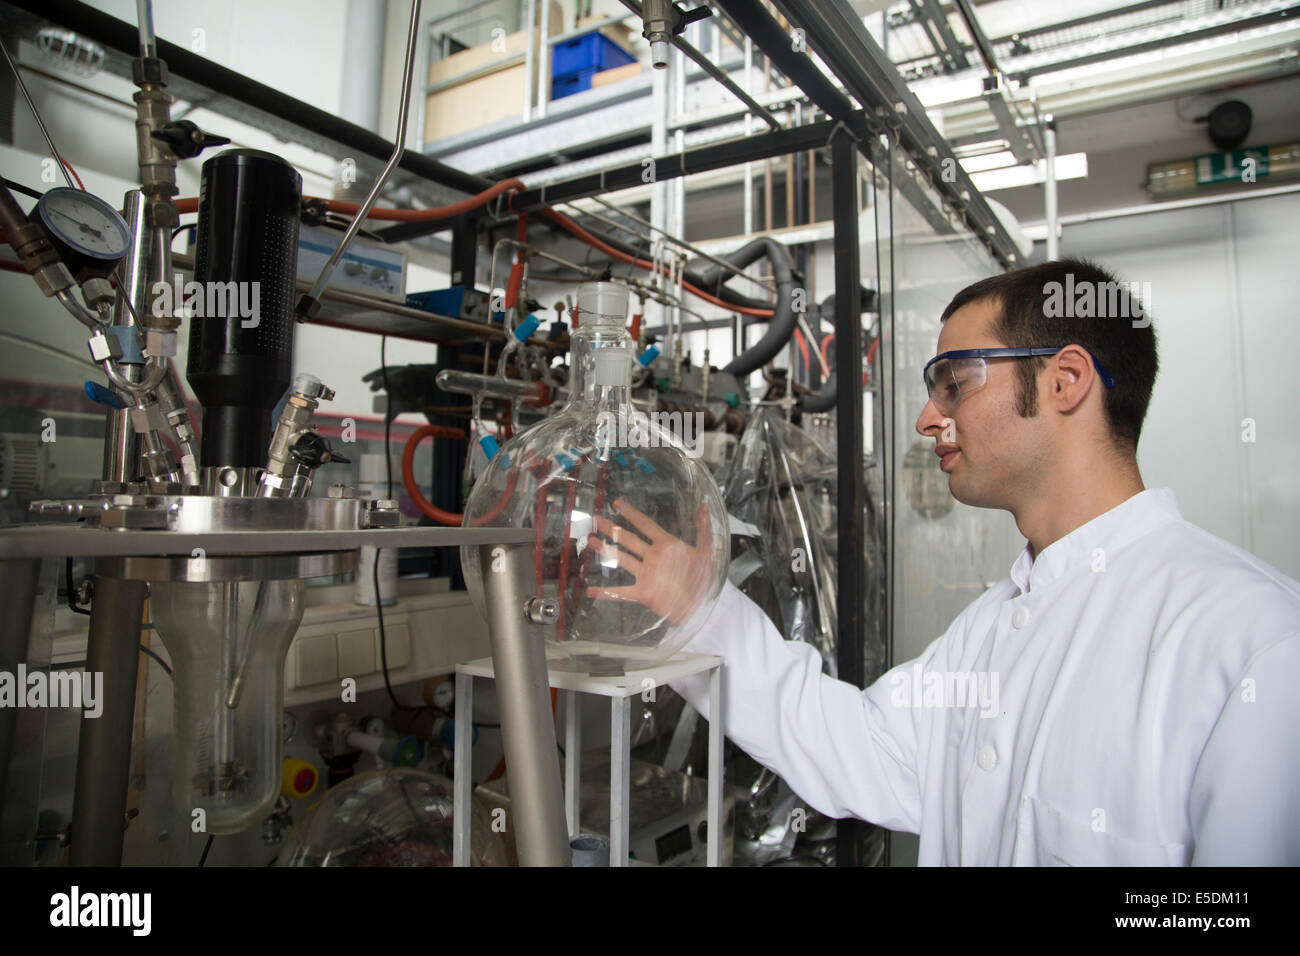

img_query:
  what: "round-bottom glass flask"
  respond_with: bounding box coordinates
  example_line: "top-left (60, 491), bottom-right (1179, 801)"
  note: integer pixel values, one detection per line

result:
top-left (461, 282), bottom-right (729, 675)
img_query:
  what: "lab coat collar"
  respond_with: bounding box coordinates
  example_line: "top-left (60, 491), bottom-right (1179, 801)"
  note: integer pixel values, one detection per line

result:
top-left (1009, 487), bottom-right (1182, 594)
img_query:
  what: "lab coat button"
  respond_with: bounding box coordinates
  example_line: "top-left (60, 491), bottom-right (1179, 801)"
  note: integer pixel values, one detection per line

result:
top-left (1012, 606), bottom-right (1030, 629)
top-left (977, 745), bottom-right (998, 771)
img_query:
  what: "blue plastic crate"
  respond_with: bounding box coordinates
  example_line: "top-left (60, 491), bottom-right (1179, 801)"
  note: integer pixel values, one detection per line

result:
top-left (552, 67), bottom-right (597, 100)
top-left (552, 31), bottom-right (635, 77)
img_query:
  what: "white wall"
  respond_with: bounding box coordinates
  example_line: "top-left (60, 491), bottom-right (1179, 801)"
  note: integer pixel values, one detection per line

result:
top-left (1055, 191), bottom-right (1300, 580)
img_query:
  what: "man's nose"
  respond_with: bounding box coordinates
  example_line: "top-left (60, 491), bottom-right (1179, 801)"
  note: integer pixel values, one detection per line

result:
top-left (916, 397), bottom-right (946, 437)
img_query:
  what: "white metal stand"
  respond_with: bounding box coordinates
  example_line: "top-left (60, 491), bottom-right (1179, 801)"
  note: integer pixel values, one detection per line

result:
top-left (453, 650), bottom-right (724, 867)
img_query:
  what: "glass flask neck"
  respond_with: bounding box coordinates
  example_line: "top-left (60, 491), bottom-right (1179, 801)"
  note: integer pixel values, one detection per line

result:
top-left (567, 319), bottom-right (633, 410)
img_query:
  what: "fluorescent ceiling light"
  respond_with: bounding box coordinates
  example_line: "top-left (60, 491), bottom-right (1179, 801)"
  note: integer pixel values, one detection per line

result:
top-left (959, 150), bottom-right (1017, 173)
top-left (969, 152), bottom-right (1088, 191)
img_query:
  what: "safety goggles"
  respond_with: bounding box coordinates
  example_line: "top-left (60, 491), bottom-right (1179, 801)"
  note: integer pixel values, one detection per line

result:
top-left (922, 347), bottom-right (1116, 415)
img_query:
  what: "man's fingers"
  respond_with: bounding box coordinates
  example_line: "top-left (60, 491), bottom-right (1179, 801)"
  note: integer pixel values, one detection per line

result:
top-left (611, 498), bottom-right (669, 544)
top-left (587, 534), bottom-right (642, 567)
top-left (590, 515), bottom-right (647, 559)
top-left (695, 502), bottom-right (713, 548)
top-left (585, 584), bottom-right (642, 604)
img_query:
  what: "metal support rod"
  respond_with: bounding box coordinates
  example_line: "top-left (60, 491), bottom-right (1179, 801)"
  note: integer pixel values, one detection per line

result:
top-left (0, 37), bottom-right (76, 189)
top-left (0, 559), bottom-right (41, 838)
top-left (1044, 118), bottom-right (1059, 259)
top-left (522, 0), bottom-right (536, 123)
top-left (69, 575), bottom-right (147, 866)
top-left (476, 543), bottom-right (570, 866)
top-left (511, 117), bottom-right (849, 210)
top-left (301, 0), bottom-right (422, 311)
top-left (830, 128), bottom-right (866, 867)
top-left (453, 670), bottom-right (473, 866)
top-left (610, 695), bottom-right (631, 867)
top-left (565, 690), bottom-right (580, 836)
top-left (705, 662), bottom-right (723, 866)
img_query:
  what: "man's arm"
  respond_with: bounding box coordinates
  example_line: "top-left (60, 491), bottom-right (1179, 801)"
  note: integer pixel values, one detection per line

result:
top-left (1188, 633), bottom-right (1300, 865)
top-left (669, 580), bottom-right (931, 833)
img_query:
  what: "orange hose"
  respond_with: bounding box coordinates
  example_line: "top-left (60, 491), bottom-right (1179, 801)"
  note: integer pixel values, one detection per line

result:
top-left (171, 177), bottom-right (525, 222)
top-left (506, 213), bottom-right (528, 308)
top-left (173, 173), bottom-right (774, 318)
top-left (401, 424), bottom-right (469, 526)
top-left (541, 208), bottom-right (775, 318)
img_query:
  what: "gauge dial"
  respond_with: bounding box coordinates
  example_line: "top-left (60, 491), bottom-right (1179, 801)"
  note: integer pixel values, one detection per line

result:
top-left (34, 187), bottom-right (131, 266)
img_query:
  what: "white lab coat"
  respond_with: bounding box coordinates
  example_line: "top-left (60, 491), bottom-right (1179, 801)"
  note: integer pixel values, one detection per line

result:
top-left (670, 488), bottom-right (1300, 865)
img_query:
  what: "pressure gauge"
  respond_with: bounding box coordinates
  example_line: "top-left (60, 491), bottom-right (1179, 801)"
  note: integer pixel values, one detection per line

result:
top-left (33, 187), bottom-right (131, 279)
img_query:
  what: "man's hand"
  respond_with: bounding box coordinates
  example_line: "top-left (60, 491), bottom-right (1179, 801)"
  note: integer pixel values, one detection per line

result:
top-left (585, 497), bottom-right (717, 626)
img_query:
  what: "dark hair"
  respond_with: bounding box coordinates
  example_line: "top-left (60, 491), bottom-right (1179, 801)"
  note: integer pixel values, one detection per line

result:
top-left (939, 257), bottom-right (1159, 450)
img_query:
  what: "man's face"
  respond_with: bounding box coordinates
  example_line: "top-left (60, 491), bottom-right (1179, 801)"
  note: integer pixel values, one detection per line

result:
top-left (914, 298), bottom-right (1052, 510)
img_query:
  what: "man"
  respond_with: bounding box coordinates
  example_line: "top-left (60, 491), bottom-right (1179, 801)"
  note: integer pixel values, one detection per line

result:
top-left (593, 257), bottom-right (1300, 865)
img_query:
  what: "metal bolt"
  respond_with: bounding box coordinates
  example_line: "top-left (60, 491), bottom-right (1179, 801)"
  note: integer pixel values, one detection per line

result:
top-left (526, 597), bottom-right (559, 625)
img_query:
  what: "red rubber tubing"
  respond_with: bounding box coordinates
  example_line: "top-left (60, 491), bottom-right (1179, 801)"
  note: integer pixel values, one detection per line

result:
top-left (401, 424), bottom-right (470, 526)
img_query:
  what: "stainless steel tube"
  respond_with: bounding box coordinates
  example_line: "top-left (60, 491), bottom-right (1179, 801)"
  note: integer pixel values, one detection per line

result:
top-left (477, 543), bottom-right (570, 866)
top-left (0, 559), bottom-right (41, 836)
top-left (69, 575), bottom-right (147, 866)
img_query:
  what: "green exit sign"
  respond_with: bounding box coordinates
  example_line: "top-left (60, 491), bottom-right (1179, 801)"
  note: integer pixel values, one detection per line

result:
top-left (1195, 147), bottom-right (1270, 185)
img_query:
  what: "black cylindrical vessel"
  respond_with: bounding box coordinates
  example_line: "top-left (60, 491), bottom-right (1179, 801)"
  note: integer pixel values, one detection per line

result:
top-left (187, 149), bottom-right (301, 469)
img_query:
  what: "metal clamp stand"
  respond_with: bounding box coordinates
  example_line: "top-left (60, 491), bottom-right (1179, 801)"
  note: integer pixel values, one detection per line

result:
top-left (454, 649), bottom-right (723, 867)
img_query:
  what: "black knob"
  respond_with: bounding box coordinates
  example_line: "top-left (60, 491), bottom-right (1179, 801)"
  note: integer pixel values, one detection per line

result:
top-left (151, 120), bottom-right (231, 160)
top-left (290, 431), bottom-right (348, 468)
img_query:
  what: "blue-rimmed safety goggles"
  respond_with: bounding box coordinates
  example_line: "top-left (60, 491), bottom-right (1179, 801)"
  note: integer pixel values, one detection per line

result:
top-left (923, 347), bottom-right (1116, 414)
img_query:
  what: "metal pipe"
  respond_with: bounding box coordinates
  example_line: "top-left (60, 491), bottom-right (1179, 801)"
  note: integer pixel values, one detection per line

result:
top-left (830, 128), bottom-right (865, 866)
top-left (1044, 118), bottom-right (1059, 259)
top-left (536, 0), bottom-right (550, 120)
top-left (476, 543), bottom-right (570, 866)
top-left (301, 0), bottom-right (422, 313)
top-left (135, 0), bottom-right (156, 59)
top-left (70, 575), bottom-right (147, 866)
top-left (522, 0), bottom-right (536, 123)
top-left (0, 37), bottom-right (76, 189)
top-left (583, 195), bottom-right (778, 295)
top-left (0, 559), bottom-right (41, 837)
top-left (103, 190), bottom-right (154, 483)
top-left (618, 0), bottom-right (780, 131)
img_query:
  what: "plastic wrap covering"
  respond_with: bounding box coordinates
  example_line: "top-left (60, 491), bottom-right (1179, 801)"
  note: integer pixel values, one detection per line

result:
top-left (722, 410), bottom-right (885, 682)
top-left (625, 411), bottom-right (887, 864)
top-left (275, 768), bottom-right (509, 867)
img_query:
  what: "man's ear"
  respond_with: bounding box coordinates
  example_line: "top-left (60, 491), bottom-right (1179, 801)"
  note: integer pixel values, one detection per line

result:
top-left (1046, 344), bottom-right (1093, 413)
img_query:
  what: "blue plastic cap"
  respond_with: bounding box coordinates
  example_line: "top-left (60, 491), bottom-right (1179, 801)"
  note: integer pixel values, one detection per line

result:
top-left (513, 314), bottom-right (542, 342)
top-left (615, 452), bottom-right (631, 468)
top-left (84, 380), bottom-right (124, 409)
top-left (479, 434), bottom-right (500, 460)
top-left (556, 452), bottom-right (577, 472)
top-left (634, 457), bottom-right (656, 475)
top-left (637, 345), bottom-right (660, 367)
